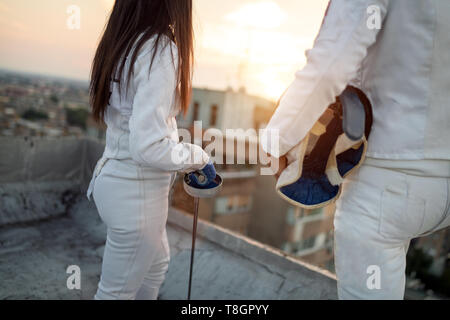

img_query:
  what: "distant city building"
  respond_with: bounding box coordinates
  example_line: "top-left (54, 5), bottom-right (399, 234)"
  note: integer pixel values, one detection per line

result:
top-left (178, 87), bottom-right (276, 131)
top-left (172, 87), bottom-right (276, 235)
top-left (0, 71), bottom-right (90, 138)
top-left (248, 173), bottom-right (336, 271)
top-left (281, 205), bottom-right (335, 270)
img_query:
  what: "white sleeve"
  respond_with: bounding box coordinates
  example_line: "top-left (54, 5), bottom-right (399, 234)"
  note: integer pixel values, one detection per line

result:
top-left (261, 0), bottom-right (390, 157)
top-left (129, 40), bottom-right (209, 172)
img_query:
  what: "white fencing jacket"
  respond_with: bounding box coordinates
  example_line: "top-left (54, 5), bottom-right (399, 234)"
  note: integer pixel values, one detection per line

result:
top-left (262, 0), bottom-right (450, 161)
top-left (101, 35), bottom-right (209, 172)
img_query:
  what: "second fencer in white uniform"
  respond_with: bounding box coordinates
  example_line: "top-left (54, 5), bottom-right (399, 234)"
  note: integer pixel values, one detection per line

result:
top-left (262, 0), bottom-right (450, 299)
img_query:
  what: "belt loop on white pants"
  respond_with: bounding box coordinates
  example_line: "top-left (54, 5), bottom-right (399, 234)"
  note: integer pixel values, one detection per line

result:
top-left (95, 157), bottom-right (109, 178)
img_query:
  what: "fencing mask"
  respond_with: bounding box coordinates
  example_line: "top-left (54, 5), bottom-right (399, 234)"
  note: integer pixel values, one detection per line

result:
top-left (276, 86), bottom-right (373, 209)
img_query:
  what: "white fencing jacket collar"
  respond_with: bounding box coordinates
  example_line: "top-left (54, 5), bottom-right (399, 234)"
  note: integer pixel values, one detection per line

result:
top-left (261, 0), bottom-right (450, 161)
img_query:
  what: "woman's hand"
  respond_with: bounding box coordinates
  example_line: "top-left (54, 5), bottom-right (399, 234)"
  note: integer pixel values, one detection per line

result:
top-left (186, 161), bottom-right (217, 189)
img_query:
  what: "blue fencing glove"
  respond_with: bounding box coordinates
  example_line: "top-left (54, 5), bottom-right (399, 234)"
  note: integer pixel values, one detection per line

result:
top-left (186, 161), bottom-right (218, 190)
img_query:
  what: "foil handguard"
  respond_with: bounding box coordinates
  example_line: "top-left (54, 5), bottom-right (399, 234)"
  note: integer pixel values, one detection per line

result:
top-left (184, 162), bottom-right (223, 198)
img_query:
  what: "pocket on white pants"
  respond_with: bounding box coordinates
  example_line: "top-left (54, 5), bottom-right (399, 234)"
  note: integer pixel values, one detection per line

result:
top-left (379, 183), bottom-right (426, 240)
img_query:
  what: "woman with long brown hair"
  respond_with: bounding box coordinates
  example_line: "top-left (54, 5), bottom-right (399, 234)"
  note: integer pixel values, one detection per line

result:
top-left (87, 0), bottom-right (216, 300)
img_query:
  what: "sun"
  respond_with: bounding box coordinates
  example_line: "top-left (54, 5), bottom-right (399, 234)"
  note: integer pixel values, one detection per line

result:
top-left (255, 70), bottom-right (290, 101)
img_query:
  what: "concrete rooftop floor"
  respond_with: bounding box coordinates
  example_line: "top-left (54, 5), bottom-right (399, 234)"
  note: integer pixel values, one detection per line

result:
top-left (0, 196), bottom-right (337, 300)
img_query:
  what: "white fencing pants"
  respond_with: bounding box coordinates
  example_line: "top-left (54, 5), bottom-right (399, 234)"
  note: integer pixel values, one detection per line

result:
top-left (91, 159), bottom-right (175, 300)
top-left (334, 164), bottom-right (450, 300)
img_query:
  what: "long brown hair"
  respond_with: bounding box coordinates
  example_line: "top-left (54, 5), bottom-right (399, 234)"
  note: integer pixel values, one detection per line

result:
top-left (90, 0), bottom-right (194, 122)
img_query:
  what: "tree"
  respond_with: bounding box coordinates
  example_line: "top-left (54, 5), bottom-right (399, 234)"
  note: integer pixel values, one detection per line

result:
top-left (50, 95), bottom-right (59, 104)
top-left (22, 108), bottom-right (49, 121)
top-left (65, 107), bottom-right (89, 130)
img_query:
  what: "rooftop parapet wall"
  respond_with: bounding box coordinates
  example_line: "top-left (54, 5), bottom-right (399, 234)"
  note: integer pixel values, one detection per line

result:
top-left (0, 137), bottom-right (104, 226)
top-left (162, 209), bottom-right (337, 299)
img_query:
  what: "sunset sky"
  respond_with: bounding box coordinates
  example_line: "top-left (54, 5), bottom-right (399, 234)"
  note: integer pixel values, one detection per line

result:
top-left (0, 0), bottom-right (329, 100)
